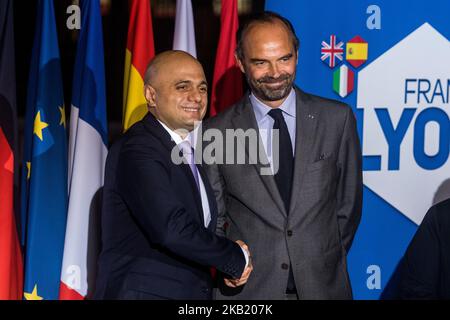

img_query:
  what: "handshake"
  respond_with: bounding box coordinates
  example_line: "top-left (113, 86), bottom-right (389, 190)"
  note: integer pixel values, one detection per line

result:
top-left (224, 240), bottom-right (253, 287)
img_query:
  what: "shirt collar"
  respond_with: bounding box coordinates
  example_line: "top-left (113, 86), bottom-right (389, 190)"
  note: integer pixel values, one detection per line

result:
top-left (250, 88), bottom-right (296, 123)
top-left (158, 120), bottom-right (198, 149)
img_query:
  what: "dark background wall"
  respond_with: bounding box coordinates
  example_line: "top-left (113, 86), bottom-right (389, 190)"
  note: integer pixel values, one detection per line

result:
top-left (13, 0), bottom-right (265, 145)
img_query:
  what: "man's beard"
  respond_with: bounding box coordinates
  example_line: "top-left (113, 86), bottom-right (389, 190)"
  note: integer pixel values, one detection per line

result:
top-left (247, 72), bottom-right (295, 102)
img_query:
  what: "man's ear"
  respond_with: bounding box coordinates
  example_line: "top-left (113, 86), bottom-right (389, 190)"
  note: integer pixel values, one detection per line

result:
top-left (235, 53), bottom-right (245, 74)
top-left (144, 84), bottom-right (157, 108)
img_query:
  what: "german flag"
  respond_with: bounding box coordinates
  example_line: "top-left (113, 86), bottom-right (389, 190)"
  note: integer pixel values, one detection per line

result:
top-left (123, 0), bottom-right (155, 131)
top-left (0, 0), bottom-right (23, 300)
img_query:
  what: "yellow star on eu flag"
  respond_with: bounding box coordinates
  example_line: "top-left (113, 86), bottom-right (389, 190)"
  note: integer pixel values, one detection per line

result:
top-left (26, 162), bottom-right (31, 180)
top-left (33, 111), bottom-right (49, 141)
top-left (24, 284), bottom-right (43, 300)
top-left (59, 105), bottom-right (66, 128)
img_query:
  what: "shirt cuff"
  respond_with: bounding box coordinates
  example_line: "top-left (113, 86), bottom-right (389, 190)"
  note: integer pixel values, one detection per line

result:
top-left (240, 247), bottom-right (249, 269)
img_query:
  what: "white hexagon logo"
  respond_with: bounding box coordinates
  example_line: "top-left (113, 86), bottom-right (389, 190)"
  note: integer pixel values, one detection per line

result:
top-left (358, 23), bottom-right (450, 225)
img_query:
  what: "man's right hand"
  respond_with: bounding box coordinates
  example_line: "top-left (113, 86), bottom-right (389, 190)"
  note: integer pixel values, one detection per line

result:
top-left (224, 240), bottom-right (253, 287)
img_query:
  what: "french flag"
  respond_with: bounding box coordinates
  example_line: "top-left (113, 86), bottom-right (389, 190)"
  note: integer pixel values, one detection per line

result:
top-left (173, 0), bottom-right (197, 57)
top-left (60, 0), bottom-right (108, 299)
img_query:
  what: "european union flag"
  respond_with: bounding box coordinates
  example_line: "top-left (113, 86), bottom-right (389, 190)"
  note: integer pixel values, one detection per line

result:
top-left (20, 0), bottom-right (68, 300)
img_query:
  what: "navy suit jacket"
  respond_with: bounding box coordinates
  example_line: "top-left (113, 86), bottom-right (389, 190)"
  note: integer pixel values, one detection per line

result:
top-left (94, 113), bottom-right (245, 300)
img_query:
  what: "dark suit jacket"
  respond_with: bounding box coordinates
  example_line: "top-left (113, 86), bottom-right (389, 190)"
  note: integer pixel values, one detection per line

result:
top-left (400, 198), bottom-right (450, 299)
top-left (94, 113), bottom-right (245, 300)
top-left (203, 87), bottom-right (363, 299)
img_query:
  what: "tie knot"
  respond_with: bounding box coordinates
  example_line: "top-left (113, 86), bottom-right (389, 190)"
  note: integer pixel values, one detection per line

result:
top-left (178, 140), bottom-right (193, 155)
top-left (268, 108), bottom-right (284, 121)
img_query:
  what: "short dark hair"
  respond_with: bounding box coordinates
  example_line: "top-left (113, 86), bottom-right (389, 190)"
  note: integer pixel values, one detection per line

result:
top-left (235, 11), bottom-right (300, 60)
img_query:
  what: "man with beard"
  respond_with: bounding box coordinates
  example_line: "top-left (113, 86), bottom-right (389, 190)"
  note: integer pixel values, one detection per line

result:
top-left (203, 12), bottom-right (362, 299)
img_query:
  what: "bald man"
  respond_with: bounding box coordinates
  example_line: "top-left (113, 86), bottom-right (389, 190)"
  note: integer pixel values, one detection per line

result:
top-left (94, 51), bottom-right (252, 300)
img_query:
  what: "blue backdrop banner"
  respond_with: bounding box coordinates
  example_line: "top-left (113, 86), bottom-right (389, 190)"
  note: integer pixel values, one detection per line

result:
top-left (265, 0), bottom-right (450, 299)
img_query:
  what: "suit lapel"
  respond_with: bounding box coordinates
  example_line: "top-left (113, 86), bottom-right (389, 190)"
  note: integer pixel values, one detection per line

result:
top-left (288, 88), bottom-right (318, 215)
top-left (231, 96), bottom-right (287, 218)
top-left (197, 164), bottom-right (218, 231)
top-left (180, 164), bottom-right (205, 224)
top-left (143, 113), bottom-right (205, 224)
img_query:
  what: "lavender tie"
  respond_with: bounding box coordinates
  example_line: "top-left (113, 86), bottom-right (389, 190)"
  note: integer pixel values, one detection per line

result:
top-left (179, 141), bottom-right (200, 190)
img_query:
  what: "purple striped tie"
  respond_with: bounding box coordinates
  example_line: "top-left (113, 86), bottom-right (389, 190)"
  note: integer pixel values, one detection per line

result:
top-left (179, 141), bottom-right (200, 190)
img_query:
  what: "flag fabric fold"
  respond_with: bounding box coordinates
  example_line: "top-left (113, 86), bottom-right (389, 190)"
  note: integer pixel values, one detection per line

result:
top-left (123, 0), bottom-right (155, 131)
top-left (210, 0), bottom-right (243, 117)
top-left (59, 0), bottom-right (108, 300)
top-left (0, 0), bottom-right (23, 300)
top-left (173, 0), bottom-right (197, 57)
top-left (21, 0), bottom-right (68, 300)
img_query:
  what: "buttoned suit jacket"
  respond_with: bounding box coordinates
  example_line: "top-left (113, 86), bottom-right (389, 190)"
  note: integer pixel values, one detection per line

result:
top-left (94, 113), bottom-right (246, 300)
top-left (203, 87), bottom-right (362, 300)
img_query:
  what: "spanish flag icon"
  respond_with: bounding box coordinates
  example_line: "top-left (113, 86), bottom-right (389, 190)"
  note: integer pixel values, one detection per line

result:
top-left (346, 36), bottom-right (368, 68)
